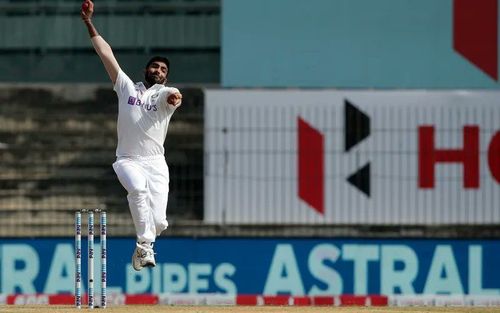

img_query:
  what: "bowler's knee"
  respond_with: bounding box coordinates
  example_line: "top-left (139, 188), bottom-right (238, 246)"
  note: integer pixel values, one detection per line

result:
top-left (127, 186), bottom-right (148, 200)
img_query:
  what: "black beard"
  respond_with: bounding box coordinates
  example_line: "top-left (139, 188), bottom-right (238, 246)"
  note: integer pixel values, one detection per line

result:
top-left (144, 72), bottom-right (165, 86)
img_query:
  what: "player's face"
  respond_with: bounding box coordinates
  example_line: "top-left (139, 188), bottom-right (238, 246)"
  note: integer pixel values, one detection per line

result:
top-left (144, 61), bottom-right (168, 86)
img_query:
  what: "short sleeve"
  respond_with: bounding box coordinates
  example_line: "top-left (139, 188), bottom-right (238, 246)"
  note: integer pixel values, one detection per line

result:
top-left (113, 69), bottom-right (134, 99)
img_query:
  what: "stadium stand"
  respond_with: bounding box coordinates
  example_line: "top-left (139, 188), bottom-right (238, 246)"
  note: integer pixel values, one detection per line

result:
top-left (0, 84), bottom-right (203, 236)
top-left (0, 0), bottom-right (220, 83)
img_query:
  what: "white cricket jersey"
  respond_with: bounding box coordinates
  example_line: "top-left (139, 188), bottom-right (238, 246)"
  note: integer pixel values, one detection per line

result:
top-left (113, 69), bottom-right (180, 157)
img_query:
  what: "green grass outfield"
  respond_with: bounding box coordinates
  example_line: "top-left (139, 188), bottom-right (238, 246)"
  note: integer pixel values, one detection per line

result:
top-left (1, 306), bottom-right (500, 313)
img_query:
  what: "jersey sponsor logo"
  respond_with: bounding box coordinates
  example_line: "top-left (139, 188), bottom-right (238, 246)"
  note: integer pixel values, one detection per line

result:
top-left (128, 96), bottom-right (137, 105)
top-left (127, 95), bottom-right (158, 111)
top-left (144, 104), bottom-right (158, 111)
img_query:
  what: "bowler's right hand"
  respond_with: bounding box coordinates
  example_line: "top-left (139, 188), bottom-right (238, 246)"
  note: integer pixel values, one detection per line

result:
top-left (81, 0), bottom-right (94, 22)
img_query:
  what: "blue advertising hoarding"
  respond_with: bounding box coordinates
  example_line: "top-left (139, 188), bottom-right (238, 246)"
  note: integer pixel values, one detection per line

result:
top-left (0, 238), bottom-right (499, 296)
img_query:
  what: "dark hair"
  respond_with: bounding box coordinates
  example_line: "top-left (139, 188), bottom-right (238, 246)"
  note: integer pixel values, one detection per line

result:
top-left (145, 56), bottom-right (170, 74)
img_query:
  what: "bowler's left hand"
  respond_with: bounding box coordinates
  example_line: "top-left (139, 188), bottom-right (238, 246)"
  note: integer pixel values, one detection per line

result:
top-left (167, 92), bottom-right (182, 106)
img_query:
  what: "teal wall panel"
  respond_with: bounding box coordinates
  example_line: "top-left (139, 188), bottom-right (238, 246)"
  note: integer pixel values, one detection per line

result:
top-left (222, 0), bottom-right (500, 88)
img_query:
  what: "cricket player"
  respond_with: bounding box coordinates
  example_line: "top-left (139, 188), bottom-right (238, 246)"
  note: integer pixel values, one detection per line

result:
top-left (81, 0), bottom-right (182, 270)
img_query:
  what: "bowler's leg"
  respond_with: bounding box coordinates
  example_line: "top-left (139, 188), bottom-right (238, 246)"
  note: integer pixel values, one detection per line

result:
top-left (148, 159), bottom-right (170, 236)
top-left (112, 159), bottom-right (156, 243)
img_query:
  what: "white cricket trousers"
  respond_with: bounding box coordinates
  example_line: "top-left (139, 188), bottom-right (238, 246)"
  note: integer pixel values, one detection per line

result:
top-left (112, 155), bottom-right (170, 244)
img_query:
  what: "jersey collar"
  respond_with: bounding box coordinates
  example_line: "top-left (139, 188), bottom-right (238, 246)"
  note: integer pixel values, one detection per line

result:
top-left (135, 82), bottom-right (164, 92)
top-left (135, 82), bottom-right (147, 93)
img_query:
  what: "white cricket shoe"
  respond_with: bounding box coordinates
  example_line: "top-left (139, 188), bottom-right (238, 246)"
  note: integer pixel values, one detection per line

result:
top-left (132, 242), bottom-right (156, 271)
